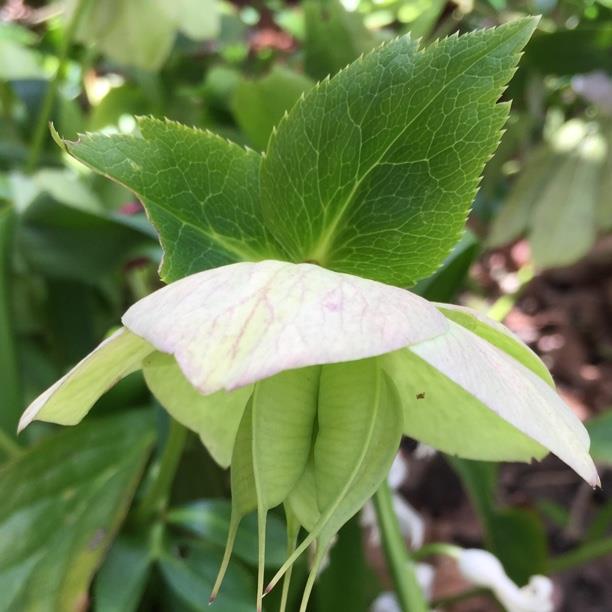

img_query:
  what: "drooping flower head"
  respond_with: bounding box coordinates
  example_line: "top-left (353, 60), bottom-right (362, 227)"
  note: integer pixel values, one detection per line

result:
top-left (20, 17), bottom-right (597, 612)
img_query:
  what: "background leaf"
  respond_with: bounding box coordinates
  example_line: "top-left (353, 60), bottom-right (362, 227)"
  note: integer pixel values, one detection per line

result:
top-left (0, 411), bottom-right (155, 612)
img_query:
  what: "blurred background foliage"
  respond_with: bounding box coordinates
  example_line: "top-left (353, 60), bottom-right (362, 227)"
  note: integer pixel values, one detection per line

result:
top-left (0, 0), bottom-right (610, 610)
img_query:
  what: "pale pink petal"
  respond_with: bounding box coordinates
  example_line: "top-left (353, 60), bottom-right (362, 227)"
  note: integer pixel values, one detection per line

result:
top-left (122, 260), bottom-right (448, 395)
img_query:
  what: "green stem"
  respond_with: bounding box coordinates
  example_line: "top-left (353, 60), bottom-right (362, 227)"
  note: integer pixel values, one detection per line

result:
top-left (487, 264), bottom-right (534, 323)
top-left (373, 481), bottom-right (429, 612)
top-left (134, 418), bottom-right (188, 525)
top-left (26, 0), bottom-right (91, 172)
top-left (549, 537), bottom-right (612, 573)
top-left (0, 205), bottom-right (22, 441)
top-left (0, 428), bottom-right (22, 459)
top-left (412, 542), bottom-right (461, 562)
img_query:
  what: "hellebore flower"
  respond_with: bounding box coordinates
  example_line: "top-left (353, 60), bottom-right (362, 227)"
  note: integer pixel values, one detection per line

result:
top-left (19, 259), bottom-right (597, 611)
top-left (458, 548), bottom-right (554, 612)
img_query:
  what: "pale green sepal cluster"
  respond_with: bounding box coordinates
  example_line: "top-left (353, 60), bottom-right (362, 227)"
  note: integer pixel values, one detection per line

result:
top-left (19, 260), bottom-right (598, 609)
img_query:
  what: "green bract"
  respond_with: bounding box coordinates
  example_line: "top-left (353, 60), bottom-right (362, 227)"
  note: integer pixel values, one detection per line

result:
top-left (19, 18), bottom-right (598, 611)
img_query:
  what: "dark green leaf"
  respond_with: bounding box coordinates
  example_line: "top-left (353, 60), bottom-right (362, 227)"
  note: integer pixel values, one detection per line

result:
top-left (587, 412), bottom-right (612, 465)
top-left (231, 66), bottom-right (313, 151)
top-left (159, 540), bottom-right (255, 612)
top-left (167, 499), bottom-right (287, 568)
top-left (413, 230), bottom-right (480, 302)
top-left (303, 0), bottom-right (378, 80)
top-left (450, 457), bottom-right (548, 584)
top-left (0, 204), bottom-right (21, 439)
top-left (94, 530), bottom-right (154, 612)
top-left (18, 198), bottom-right (156, 282)
top-left (524, 26), bottom-right (612, 76)
top-left (0, 411), bottom-right (156, 612)
top-left (261, 19), bottom-right (538, 286)
top-left (59, 118), bottom-right (283, 282)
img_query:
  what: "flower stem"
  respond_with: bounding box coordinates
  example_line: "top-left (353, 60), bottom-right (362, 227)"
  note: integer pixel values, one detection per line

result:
top-left (0, 205), bottom-right (22, 441)
top-left (134, 417), bottom-right (188, 525)
top-left (412, 542), bottom-right (461, 562)
top-left (26, 0), bottom-right (92, 172)
top-left (549, 537), bottom-right (612, 573)
top-left (373, 481), bottom-right (429, 612)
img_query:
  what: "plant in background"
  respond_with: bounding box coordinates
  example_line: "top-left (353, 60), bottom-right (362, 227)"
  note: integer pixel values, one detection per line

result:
top-left (488, 116), bottom-right (611, 269)
top-left (16, 17), bottom-right (600, 612)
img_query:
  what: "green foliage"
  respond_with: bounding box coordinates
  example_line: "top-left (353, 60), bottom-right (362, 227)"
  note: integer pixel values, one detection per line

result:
top-left (70, 0), bottom-right (220, 70)
top-left (261, 19), bottom-right (537, 286)
top-left (303, 0), bottom-right (378, 79)
top-left (2, 2), bottom-right (609, 610)
top-left (587, 411), bottom-right (612, 465)
top-left (62, 20), bottom-right (537, 288)
top-left (167, 500), bottom-right (288, 567)
top-left (489, 118), bottom-right (611, 269)
top-left (59, 119), bottom-right (281, 282)
top-left (231, 66), bottom-right (313, 150)
top-left (0, 412), bottom-right (155, 612)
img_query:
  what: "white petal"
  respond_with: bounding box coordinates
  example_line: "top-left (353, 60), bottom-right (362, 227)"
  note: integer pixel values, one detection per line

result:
top-left (122, 260), bottom-right (448, 395)
top-left (409, 321), bottom-right (598, 485)
top-left (19, 328), bottom-right (153, 431)
top-left (458, 549), bottom-right (554, 612)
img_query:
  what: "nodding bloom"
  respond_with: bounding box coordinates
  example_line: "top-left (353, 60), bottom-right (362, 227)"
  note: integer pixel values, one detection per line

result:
top-left (20, 259), bottom-right (597, 612)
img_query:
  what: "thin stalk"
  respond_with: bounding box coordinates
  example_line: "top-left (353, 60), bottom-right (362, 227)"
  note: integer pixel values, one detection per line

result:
top-left (26, 0), bottom-right (92, 172)
top-left (487, 264), bottom-right (534, 322)
top-left (549, 537), bottom-right (612, 574)
top-left (134, 418), bottom-right (188, 525)
top-left (412, 542), bottom-right (461, 562)
top-left (0, 205), bottom-right (22, 441)
top-left (373, 481), bottom-right (428, 612)
top-left (0, 428), bottom-right (22, 459)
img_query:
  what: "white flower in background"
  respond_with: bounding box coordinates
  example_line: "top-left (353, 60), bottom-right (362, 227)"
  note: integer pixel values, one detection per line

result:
top-left (370, 564), bottom-right (435, 612)
top-left (458, 548), bottom-right (554, 612)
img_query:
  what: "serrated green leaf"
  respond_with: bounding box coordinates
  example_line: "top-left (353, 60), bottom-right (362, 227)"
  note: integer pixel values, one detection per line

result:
top-left (413, 230), bottom-right (480, 302)
top-left (0, 412), bottom-right (155, 612)
top-left (231, 66), bottom-right (314, 150)
top-left (61, 118), bottom-right (282, 281)
top-left (261, 18), bottom-right (539, 286)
